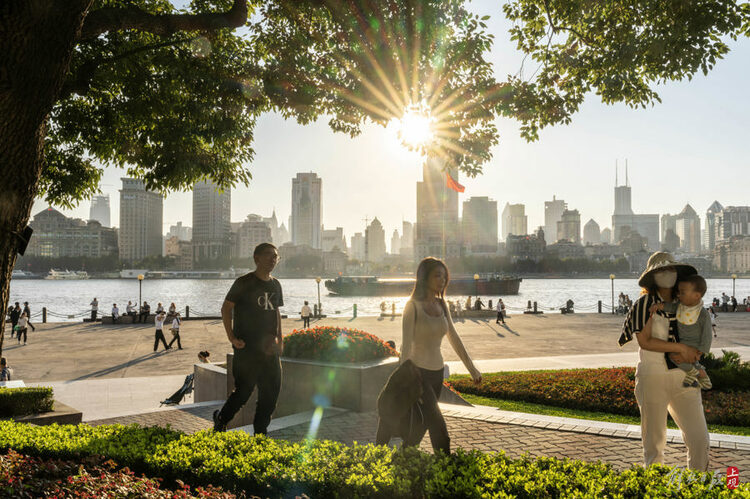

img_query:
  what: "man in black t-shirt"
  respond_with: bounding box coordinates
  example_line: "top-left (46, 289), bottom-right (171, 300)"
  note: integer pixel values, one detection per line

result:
top-left (213, 242), bottom-right (284, 434)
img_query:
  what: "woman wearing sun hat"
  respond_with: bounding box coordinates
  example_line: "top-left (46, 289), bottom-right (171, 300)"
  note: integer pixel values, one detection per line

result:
top-left (618, 251), bottom-right (709, 470)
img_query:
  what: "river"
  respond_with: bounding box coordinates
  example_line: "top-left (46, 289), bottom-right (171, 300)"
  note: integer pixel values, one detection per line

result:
top-left (8, 277), bottom-right (749, 322)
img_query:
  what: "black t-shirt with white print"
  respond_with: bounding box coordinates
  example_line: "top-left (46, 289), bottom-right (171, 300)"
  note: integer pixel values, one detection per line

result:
top-left (225, 272), bottom-right (283, 353)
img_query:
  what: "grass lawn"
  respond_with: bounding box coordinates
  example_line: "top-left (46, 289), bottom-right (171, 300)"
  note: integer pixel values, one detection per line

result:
top-left (460, 393), bottom-right (750, 437)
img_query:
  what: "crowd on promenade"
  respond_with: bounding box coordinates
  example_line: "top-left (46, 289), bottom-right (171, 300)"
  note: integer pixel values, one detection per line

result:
top-left (4, 301), bottom-right (36, 345)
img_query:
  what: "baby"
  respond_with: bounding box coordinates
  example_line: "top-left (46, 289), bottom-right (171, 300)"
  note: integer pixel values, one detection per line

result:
top-left (650, 274), bottom-right (713, 389)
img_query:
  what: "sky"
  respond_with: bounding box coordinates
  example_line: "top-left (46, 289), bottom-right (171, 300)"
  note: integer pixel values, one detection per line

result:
top-left (33, 0), bottom-right (750, 252)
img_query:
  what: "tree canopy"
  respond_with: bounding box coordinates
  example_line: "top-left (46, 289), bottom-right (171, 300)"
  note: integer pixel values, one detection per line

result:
top-left (18, 0), bottom-right (750, 203)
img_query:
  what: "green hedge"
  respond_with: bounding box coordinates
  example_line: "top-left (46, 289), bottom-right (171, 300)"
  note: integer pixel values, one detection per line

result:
top-left (283, 326), bottom-right (398, 363)
top-left (0, 421), bottom-right (746, 497)
top-left (0, 387), bottom-right (54, 417)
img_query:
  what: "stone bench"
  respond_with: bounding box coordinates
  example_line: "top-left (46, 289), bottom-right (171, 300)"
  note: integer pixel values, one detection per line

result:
top-left (101, 314), bottom-right (156, 325)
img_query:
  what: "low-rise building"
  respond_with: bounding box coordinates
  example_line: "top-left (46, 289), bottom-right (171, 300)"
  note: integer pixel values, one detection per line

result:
top-left (506, 231), bottom-right (545, 263)
top-left (546, 240), bottom-right (585, 260)
top-left (714, 236), bottom-right (750, 273)
top-left (27, 208), bottom-right (118, 258)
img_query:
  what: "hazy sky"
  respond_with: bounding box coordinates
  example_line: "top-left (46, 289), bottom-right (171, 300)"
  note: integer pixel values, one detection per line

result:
top-left (34, 0), bottom-right (750, 251)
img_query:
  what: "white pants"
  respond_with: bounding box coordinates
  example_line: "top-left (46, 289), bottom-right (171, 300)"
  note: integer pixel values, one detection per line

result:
top-left (635, 367), bottom-right (709, 470)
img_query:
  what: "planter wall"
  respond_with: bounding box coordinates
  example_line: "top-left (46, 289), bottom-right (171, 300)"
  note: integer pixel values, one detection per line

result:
top-left (12, 401), bottom-right (82, 426)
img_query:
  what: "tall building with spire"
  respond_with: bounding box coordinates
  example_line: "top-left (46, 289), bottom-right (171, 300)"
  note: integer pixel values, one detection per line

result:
top-left (415, 158), bottom-right (461, 260)
top-left (611, 162), bottom-right (659, 250)
top-left (675, 204), bottom-right (701, 254)
top-left (291, 172), bottom-right (322, 249)
top-left (192, 179), bottom-right (231, 262)
top-left (704, 201), bottom-right (723, 251)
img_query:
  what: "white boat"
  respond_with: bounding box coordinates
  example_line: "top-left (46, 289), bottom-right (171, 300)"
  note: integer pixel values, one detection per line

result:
top-left (45, 269), bottom-right (89, 280)
top-left (11, 270), bottom-right (35, 279)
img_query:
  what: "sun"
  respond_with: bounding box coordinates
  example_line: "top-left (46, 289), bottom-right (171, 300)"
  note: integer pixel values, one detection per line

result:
top-left (388, 101), bottom-right (435, 152)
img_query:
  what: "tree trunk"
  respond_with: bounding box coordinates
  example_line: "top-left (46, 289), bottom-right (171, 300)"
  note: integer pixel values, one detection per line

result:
top-left (0, 1), bottom-right (92, 359)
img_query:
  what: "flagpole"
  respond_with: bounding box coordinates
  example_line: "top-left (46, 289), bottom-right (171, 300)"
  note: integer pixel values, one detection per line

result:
top-left (442, 171), bottom-right (446, 260)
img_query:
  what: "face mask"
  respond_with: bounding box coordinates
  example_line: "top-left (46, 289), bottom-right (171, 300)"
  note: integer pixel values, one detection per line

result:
top-left (653, 270), bottom-right (677, 289)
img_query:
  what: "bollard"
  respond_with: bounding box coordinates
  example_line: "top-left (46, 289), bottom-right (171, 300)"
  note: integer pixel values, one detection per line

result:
top-left (185, 306), bottom-right (190, 319)
top-left (353, 303), bottom-right (357, 318)
top-left (314, 304), bottom-right (318, 317)
top-left (598, 300), bottom-right (602, 313)
top-left (527, 300), bottom-right (532, 310)
top-left (533, 301), bottom-right (537, 313)
top-left (42, 307), bottom-right (47, 323)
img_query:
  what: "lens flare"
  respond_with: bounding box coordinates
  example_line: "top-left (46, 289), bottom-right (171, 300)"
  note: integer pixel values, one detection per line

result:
top-left (389, 100), bottom-right (435, 151)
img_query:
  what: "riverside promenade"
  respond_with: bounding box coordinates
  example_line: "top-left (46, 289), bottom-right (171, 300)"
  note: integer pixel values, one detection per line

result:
top-left (4, 313), bottom-right (750, 475)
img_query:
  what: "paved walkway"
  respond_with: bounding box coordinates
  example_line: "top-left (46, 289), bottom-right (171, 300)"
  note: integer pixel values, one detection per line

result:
top-left (86, 401), bottom-right (750, 475)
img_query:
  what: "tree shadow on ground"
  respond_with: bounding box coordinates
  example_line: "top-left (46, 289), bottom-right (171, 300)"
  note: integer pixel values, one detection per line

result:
top-left (71, 352), bottom-right (161, 381)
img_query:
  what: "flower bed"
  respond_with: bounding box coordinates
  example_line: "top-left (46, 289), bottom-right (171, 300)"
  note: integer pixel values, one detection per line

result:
top-left (0, 450), bottom-right (232, 498)
top-left (0, 387), bottom-right (54, 418)
top-left (0, 421), bottom-right (744, 497)
top-left (448, 362), bottom-right (750, 427)
top-left (282, 326), bottom-right (398, 363)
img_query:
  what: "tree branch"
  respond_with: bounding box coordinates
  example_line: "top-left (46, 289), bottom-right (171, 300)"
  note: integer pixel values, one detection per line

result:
top-left (541, 0), bottom-right (595, 46)
top-left (60, 37), bottom-right (197, 99)
top-left (80, 0), bottom-right (248, 39)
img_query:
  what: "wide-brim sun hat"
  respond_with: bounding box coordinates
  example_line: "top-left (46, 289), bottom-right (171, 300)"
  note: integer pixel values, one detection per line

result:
top-left (638, 251), bottom-right (697, 288)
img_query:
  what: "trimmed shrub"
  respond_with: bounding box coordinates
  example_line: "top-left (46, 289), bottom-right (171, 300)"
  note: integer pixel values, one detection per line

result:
top-left (283, 326), bottom-right (398, 363)
top-left (0, 387), bottom-right (54, 417)
top-left (448, 365), bottom-right (750, 427)
top-left (0, 421), bottom-right (745, 497)
top-left (702, 350), bottom-right (750, 392)
top-left (0, 449), bottom-right (234, 498)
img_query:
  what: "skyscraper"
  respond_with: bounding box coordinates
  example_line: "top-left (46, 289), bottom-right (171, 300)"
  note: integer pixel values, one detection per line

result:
top-left (611, 165), bottom-right (659, 250)
top-left (415, 158), bottom-right (461, 260)
top-left (89, 194), bottom-right (111, 227)
top-left (321, 226), bottom-right (347, 252)
top-left (544, 196), bottom-right (567, 244)
top-left (291, 172), bottom-right (322, 249)
top-left (390, 229), bottom-right (401, 255)
top-left (501, 203), bottom-right (527, 240)
top-left (557, 209), bottom-right (581, 244)
top-left (365, 217), bottom-right (386, 263)
top-left (462, 196), bottom-right (498, 253)
top-left (713, 206), bottom-right (750, 242)
top-left (704, 201), bottom-right (723, 251)
top-left (675, 204), bottom-right (701, 254)
top-left (192, 179), bottom-right (231, 262)
top-left (350, 232), bottom-right (365, 260)
top-left (119, 178), bottom-right (163, 262)
top-left (583, 219), bottom-right (600, 246)
top-left (400, 221), bottom-right (414, 258)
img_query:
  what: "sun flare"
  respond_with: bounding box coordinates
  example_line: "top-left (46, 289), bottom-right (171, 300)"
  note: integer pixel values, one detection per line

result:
top-left (388, 101), bottom-right (435, 152)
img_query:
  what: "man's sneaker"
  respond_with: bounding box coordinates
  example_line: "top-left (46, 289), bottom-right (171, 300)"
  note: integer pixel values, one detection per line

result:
top-left (698, 374), bottom-right (713, 390)
top-left (682, 367), bottom-right (699, 387)
top-left (213, 410), bottom-right (227, 432)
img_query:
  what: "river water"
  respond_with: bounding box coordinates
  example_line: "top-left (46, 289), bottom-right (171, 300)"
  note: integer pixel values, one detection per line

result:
top-left (8, 277), bottom-right (749, 322)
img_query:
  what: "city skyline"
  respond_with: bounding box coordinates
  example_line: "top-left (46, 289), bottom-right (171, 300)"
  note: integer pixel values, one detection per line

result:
top-left (29, 0), bottom-right (750, 246)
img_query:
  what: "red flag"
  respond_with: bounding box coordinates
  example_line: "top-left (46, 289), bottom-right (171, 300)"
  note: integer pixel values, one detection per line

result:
top-left (445, 172), bottom-right (465, 193)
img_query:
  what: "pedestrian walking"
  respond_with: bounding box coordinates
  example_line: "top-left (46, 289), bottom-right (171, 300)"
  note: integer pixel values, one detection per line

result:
top-left (23, 302), bottom-right (35, 331)
top-left (9, 303), bottom-right (20, 339)
top-left (138, 301), bottom-right (151, 323)
top-left (153, 312), bottom-right (170, 352)
top-left (376, 257), bottom-right (482, 454)
top-left (17, 312), bottom-right (28, 345)
top-left (213, 243), bottom-right (284, 434)
top-left (301, 300), bottom-right (311, 328)
top-left (168, 313), bottom-right (183, 350)
top-left (90, 297), bottom-right (99, 321)
top-left (496, 298), bottom-right (506, 324)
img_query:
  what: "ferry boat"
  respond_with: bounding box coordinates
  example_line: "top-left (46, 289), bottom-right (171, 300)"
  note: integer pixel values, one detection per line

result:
top-left (325, 274), bottom-right (522, 297)
top-left (11, 270), bottom-right (35, 279)
top-left (44, 269), bottom-right (89, 280)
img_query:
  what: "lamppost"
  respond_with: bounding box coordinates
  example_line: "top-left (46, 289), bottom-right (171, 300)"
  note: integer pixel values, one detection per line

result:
top-left (609, 274), bottom-right (615, 315)
top-left (137, 274), bottom-right (144, 308)
top-left (732, 274), bottom-right (737, 297)
top-left (315, 277), bottom-right (322, 317)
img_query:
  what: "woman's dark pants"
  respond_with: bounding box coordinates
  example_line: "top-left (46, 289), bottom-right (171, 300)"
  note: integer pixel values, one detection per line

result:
top-left (154, 329), bottom-right (169, 351)
top-left (168, 332), bottom-right (182, 349)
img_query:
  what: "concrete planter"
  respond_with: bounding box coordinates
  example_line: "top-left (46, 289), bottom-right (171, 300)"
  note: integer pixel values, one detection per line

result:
top-left (11, 400), bottom-right (82, 426)
top-left (195, 354), bottom-right (399, 430)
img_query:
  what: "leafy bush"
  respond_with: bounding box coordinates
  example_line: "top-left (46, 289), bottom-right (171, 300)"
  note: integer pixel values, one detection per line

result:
top-left (448, 366), bottom-right (750, 427)
top-left (0, 449), bottom-right (234, 498)
top-left (0, 421), bottom-right (745, 497)
top-left (283, 326), bottom-right (398, 363)
top-left (702, 350), bottom-right (750, 392)
top-left (0, 387), bottom-right (54, 417)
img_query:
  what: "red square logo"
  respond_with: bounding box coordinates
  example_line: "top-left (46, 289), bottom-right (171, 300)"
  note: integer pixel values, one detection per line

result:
top-left (727, 467), bottom-right (739, 490)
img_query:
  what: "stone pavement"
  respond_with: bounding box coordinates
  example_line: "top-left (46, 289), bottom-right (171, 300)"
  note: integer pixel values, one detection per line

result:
top-left (4, 313), bottom-right (749, 382)
top-left (86, 401), bottom-right (750, 475)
